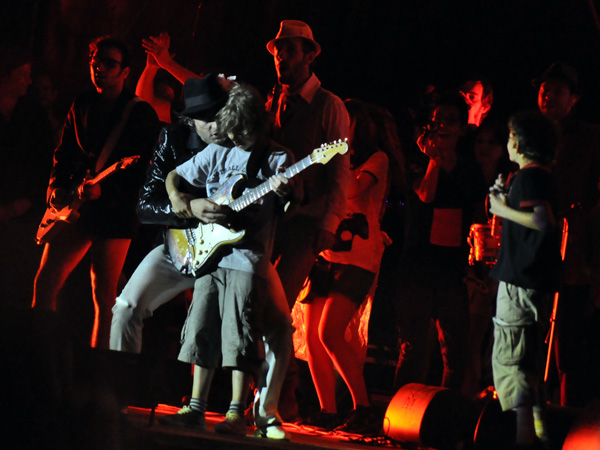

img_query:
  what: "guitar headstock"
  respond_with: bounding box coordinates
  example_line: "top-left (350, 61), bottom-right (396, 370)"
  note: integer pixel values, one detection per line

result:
top-left (117, 155), bottom-right (141, 169)
top-left (310, 139), bottom-right (349, 165)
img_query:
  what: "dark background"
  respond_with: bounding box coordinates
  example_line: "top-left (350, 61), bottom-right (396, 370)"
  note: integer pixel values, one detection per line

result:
top-left (4, 0), bottom-right (600, 350)
top-left (5, 0), bottom-right (600, 123)
top-left (3, 0), bottom-right (600, 420)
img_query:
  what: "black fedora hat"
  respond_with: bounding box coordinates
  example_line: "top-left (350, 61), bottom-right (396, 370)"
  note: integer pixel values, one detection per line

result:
top-left (179, 73), bottom-right (229, 120)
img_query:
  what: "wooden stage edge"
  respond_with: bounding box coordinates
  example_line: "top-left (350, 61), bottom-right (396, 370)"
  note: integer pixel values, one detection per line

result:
top-left (120, 404), bottom-right (432, 450)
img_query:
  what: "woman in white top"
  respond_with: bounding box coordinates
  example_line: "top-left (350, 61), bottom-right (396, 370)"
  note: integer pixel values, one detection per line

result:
top-left (301, 99), bottom-right (390, 434)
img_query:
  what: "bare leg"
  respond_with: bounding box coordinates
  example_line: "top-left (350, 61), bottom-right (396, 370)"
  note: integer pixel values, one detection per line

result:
top-left (515, 404), bottom-right (535, 446)
top-left (254, 263), bottom-right (292, 425)
top-left (192, 365), bottom-right (215, 402)
top-left (32, 228), bottom-right (91, 311)
top-left (231, 370), bottom-right (252, 404)
top-left (305, 296), bottom-right (338, 413)
top-left (319, 293), bottom-right (369, 408)
top-left (89, 238), bottom-right (130, 349)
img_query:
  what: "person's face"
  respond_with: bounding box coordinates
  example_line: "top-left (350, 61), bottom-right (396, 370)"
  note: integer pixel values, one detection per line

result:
top-left (506, 129), bottom-right (519, 163)
top-left (273, 38), bottom-right (314, 87)
top-left (462, 81), bottom-right (484, 109)
top-left (538, 79), bottom-right (579, 122)
top-left (431, 104), bottom-right (465, 147)
top-left (474, 128), bottom-right (504, 167)
top-left (7, 63), bottom-right (32, 97)
top-left (193, 118), bottom-right (220, 145)
top-left (461, 81), bottom-right (488, 125)
top-left (228, 131), bottom-right (256, 150)
top-left (89, 47), bottom-right (129, 93)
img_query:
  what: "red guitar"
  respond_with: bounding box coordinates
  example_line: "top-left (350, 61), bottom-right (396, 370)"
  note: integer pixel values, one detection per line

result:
top-left (35, 155), bottom-right (140, 244)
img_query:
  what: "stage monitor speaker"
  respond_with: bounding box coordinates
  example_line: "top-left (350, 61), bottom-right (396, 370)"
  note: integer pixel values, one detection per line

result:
top-left (562, 398), bottom-right (600, 449)
top-left (383, 383), bottom-right (477, 449)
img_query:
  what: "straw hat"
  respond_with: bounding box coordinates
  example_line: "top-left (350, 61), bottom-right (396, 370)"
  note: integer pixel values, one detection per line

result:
top-left (266, 20), bottom-right (321, 56)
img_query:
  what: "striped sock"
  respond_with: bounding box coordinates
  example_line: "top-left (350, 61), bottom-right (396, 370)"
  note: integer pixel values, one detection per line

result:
top-left (190, 398), bottom-right (207, 414)
top-left (227, 401), bottom-right (245, 417)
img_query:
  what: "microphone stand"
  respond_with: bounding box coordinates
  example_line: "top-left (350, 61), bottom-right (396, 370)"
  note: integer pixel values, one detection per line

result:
top-left (544, 217), bottom-right (569, 383)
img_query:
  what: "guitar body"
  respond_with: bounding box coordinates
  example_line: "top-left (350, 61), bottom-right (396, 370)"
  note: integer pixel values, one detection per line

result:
top-left (166, 224), bottom-right (245, 276)
top-left (166, 174), bottom-right (246, 276)
top-left (35, 200), bottom-right (82, 244)
top-left (35, 155), bottom-right (140, 245)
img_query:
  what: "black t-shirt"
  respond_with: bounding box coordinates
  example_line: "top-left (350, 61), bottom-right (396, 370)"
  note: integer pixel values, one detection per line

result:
top-left (399, 141), bottom-right (486, 285)
top-left (490, 165), bottom-right (561, 291)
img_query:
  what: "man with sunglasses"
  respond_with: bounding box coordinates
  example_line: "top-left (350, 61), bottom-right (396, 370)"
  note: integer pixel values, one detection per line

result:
top-left (32, 36), bottom-right (159, 350)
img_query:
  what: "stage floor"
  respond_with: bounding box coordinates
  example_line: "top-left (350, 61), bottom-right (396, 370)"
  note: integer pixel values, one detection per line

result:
top-left (120, 404), bottom-right (433, 450)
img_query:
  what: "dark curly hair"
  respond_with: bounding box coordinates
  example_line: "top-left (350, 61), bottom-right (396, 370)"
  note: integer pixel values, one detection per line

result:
top-left (508, 110), bottom-right (558, 165)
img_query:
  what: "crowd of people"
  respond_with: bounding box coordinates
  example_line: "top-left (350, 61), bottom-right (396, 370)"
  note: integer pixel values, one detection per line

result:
top-left (2, 18), bottom-right (600, 450)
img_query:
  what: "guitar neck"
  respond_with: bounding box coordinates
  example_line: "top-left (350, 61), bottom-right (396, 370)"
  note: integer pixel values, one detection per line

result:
top-left (88, 165), bottom-right (121, 185)
top-left (229, 153), bottom-right (314, 212)
top-left (85, 156), bottom-right (138, 186)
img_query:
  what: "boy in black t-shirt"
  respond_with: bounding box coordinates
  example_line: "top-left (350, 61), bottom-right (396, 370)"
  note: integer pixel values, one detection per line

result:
top-left (488, 111), bottom-right (561, 450)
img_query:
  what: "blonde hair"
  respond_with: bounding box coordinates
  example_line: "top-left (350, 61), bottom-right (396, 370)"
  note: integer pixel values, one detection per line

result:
top-left (216, 83), bottom-right (267, 141)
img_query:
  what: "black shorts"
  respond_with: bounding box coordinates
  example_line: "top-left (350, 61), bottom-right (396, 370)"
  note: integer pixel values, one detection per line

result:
top-left (301, 256), bottom-right (376, 307)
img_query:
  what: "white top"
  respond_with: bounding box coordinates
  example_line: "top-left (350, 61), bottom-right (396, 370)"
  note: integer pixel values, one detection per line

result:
top-left (321, 151), bottom-right (389, 272)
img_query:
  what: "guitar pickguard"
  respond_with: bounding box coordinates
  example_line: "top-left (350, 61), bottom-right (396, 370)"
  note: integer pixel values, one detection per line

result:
top-left (167, 224), bottom-right (245, 276)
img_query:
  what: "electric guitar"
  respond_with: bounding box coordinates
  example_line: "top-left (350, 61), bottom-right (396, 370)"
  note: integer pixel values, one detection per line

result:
top-left (35, 155), bottom-right (140, 244)
top-left (166, 140), bottom-right (349, 276)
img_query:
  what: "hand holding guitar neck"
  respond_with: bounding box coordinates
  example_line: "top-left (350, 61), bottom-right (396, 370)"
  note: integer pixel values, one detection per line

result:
top-left (78, 181), bottom-right (101, 202)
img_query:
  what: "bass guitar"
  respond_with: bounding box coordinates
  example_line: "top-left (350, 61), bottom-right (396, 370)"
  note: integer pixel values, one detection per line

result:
top-left (35, 155), bottom-right (140, 244)
top-left (166, 140), bottom-right (348, 276)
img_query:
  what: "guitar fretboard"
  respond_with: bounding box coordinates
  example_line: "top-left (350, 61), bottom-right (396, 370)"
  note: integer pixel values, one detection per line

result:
top-left (229, 153), bottom-right (314, 212)
top-left (88, 156), bottom-right (139, 185)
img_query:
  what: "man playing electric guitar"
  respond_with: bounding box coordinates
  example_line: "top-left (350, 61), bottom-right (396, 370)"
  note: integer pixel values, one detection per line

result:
top-left (36, 155), bottom-right (140, 244)
top-left (31, 36), bottom-right (159, 350)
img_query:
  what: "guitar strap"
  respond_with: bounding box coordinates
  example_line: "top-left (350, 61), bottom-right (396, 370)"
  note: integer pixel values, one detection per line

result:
top-left (94, 96), bottom-right (141, 173)
top-left (246, 140), bottom-right (271, 182)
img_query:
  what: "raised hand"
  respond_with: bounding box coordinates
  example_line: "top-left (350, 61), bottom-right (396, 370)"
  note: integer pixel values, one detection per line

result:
top-left (142, 32), bottom-right (173, 69)
top-left (417, 125), bottom-right (442, 163)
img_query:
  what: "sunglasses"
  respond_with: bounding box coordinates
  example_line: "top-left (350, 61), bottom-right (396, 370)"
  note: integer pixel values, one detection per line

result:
top-left (89, 57), bottom-right (122, 69)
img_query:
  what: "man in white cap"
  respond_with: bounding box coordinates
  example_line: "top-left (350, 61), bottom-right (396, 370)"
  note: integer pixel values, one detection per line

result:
top-left (265, 19), bottom-right (350, 421)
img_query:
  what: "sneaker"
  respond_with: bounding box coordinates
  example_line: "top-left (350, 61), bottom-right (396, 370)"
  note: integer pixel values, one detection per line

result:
top-left (214, 411), bottom-right (247, 436)
top-left (158, 405), bottom-right (206, 430)
top-left (300, 409), bottom-right (341, 431)
top-left (335, 405), bottom-right (381, 435)
top-left (254, 421), bottom-right (289, 440)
